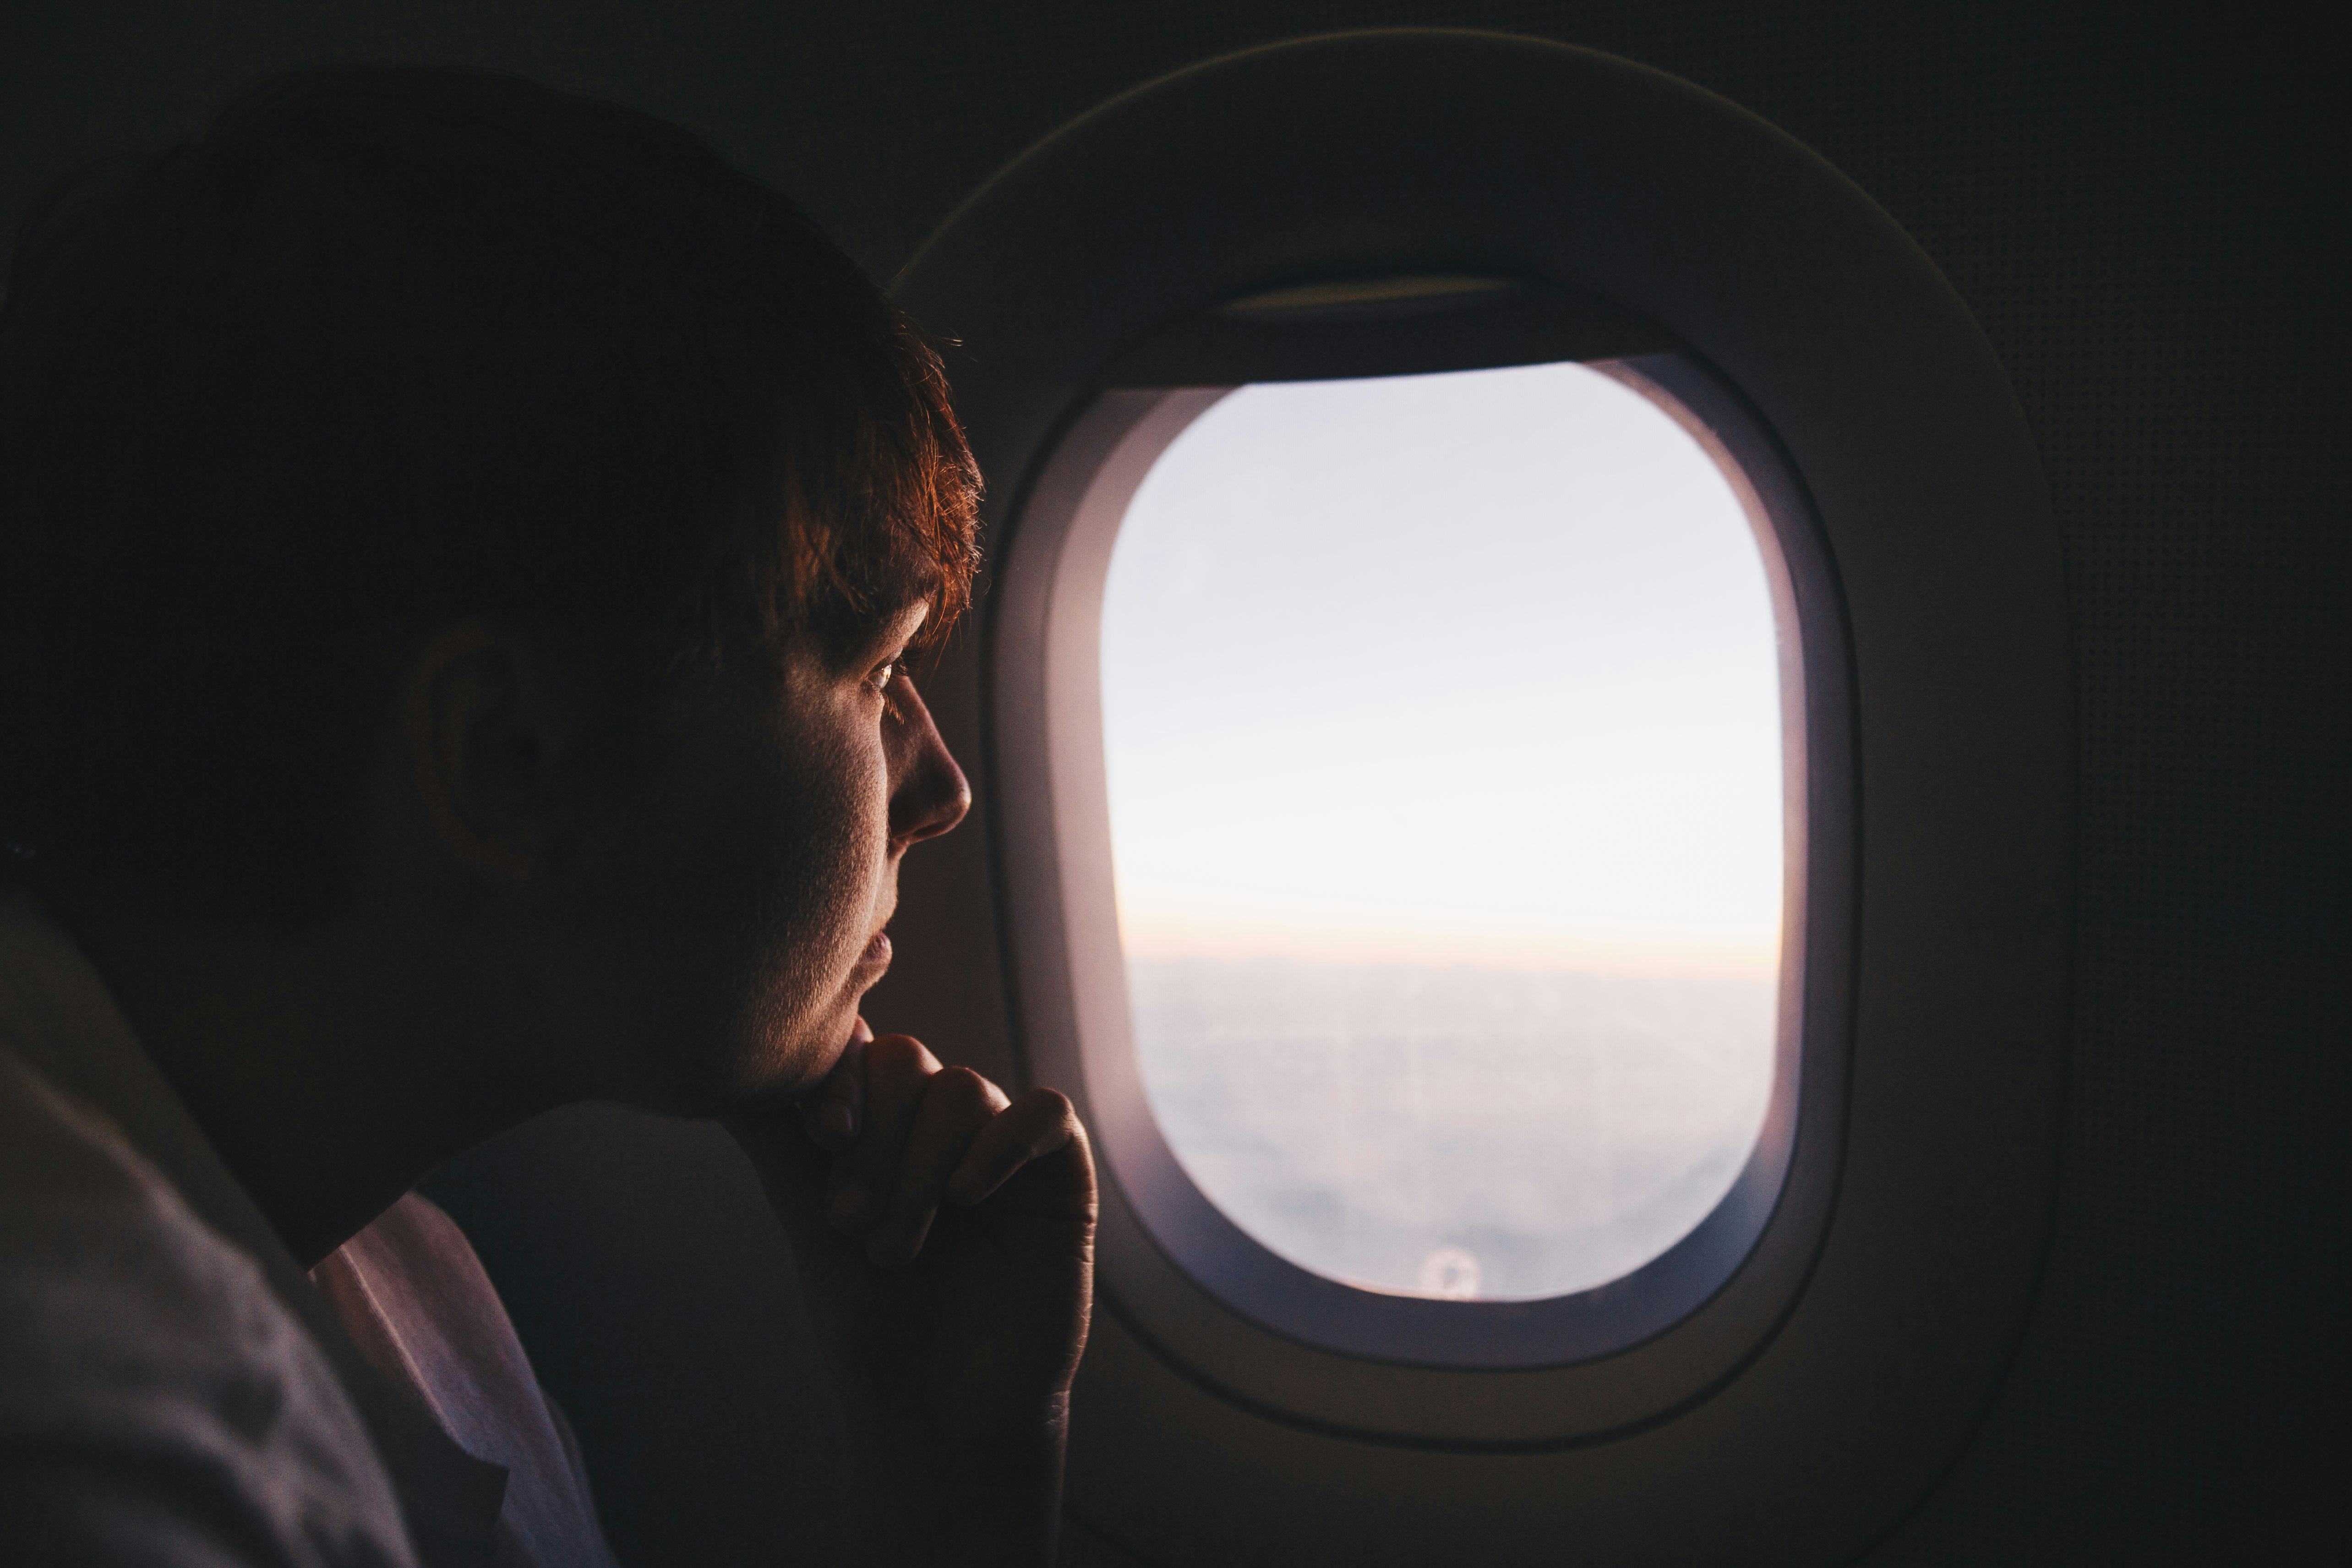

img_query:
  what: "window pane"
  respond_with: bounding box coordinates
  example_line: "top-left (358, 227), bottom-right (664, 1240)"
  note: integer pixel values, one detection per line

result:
top-left (1099, 362), bottom-right (1787, 1302)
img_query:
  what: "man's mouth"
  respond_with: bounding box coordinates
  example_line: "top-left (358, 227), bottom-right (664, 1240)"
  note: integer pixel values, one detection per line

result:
top-left (857, 928), bottom-right (893, 972)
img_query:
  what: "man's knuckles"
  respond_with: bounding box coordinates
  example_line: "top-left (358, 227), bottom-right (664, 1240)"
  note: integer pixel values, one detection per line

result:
top-left (924, 1065), bottom-right (1007, 1120)
top-left (862, 1032), bottom-right (941, 1085)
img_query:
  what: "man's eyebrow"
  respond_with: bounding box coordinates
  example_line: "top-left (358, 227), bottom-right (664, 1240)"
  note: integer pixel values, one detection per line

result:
top-left (831, 604), bottom-right (930, 668)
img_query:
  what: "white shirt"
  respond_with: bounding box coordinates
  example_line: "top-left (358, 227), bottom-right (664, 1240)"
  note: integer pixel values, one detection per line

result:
top-left (0, 891), bottom-right (620, 1567)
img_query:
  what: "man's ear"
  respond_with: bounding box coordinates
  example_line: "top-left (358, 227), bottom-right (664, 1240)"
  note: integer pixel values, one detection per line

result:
top-left (400, 621), bottom-right (574, 887)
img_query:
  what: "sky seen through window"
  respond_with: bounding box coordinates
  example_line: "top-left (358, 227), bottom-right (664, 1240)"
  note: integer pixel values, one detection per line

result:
top-left (1099, 361), bottom-right (1787, 1301)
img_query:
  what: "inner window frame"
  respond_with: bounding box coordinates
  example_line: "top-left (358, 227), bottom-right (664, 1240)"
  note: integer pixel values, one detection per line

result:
top-left (989, 348), bottom-right (1851, 1371)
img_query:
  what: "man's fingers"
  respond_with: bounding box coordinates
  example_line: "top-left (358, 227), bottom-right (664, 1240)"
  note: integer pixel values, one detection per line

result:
top-left (827, 1033), bottom-right (941, 1232)
top-left (865, 1067), bottom-right (1011, 1267)
top-left (742, 1032), bottom-right (1095, 1281)
top-left (945, 1089), bottom-right (1084, 1209)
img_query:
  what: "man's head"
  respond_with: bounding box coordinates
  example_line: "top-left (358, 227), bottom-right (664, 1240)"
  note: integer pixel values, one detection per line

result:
top-left (0, 67), bottom-right (978, 1111)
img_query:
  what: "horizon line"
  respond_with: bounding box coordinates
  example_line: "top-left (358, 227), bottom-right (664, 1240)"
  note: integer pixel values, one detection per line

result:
top-left (1116, 911), bottom-right (1782, 980)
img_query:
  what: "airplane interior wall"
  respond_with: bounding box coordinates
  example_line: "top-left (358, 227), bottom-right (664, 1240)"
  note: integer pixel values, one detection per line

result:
top-left (4, 3), bottom-right (2340, 1562)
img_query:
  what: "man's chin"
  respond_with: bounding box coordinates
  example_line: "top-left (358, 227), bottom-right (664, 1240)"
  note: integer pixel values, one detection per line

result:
top-left (681, 942), bottom-right (885, 1114)
top-left (734, 996), bottom-right (869, 1110)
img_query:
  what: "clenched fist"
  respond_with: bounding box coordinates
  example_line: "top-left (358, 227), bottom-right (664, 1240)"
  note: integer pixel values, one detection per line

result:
top-left (728, 1020), bottom-right (1096, 1567)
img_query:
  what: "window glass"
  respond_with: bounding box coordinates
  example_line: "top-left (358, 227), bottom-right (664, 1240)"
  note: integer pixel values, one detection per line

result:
top-left (1099, 362), bottom-right (1787, 1301)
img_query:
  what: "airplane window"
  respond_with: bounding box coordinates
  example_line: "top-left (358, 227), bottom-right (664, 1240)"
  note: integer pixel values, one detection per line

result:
top-left (1099, 361), bottom-right (1790, 1302)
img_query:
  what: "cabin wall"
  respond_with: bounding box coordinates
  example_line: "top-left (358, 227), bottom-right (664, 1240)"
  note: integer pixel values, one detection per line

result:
top-left (5, 3), bottom-right (2339, 1560)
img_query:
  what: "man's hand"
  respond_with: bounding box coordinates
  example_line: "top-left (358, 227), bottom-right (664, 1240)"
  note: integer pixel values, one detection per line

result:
top-left (726, 1021), bottom-right (1096, 1567)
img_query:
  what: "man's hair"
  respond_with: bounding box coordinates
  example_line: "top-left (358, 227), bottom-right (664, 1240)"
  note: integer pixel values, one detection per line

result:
top-left (0, 67), bottom-right (979, 921)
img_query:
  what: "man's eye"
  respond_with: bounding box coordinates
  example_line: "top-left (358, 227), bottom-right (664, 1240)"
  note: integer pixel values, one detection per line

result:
top-left (870, 654), bottom-right (908, 695)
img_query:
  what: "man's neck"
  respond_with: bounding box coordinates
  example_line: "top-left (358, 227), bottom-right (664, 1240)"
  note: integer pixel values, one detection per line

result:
top-left (40, 882), bottom-right (558, 1267)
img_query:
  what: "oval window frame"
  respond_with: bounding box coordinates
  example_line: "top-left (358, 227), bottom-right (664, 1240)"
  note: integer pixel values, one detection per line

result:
top-left (895, 27), bottom-right (2067, 1524)
top-left (993, 344), bottom-right (1848, 1376)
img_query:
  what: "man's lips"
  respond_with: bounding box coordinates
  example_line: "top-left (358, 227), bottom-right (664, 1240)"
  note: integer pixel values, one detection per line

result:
top-left (857, 929), bottom-right (893, 972)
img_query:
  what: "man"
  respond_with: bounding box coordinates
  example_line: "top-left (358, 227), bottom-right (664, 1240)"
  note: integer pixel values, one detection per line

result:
top-left (0, 66), bottom-right (1094, 1566)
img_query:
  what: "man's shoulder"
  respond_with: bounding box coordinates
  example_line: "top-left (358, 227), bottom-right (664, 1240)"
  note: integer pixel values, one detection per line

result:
top-left (0, 1041), bottom-right (307, 1425)
top-left (0, 1042), bottom-right (420, 1565)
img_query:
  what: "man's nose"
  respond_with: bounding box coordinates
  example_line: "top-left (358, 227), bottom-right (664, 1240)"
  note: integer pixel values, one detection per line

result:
top-left (889, 679), bottom-right (971, 847)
